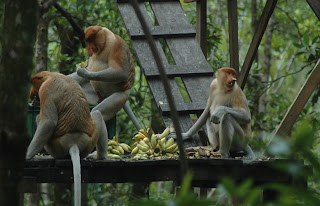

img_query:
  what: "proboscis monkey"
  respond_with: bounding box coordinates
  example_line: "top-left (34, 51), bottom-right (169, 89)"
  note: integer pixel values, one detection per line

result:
top-left (183, 67), bottom-right (254, 158)
top-left (69, 25), bottom-right (141, 130)
top-left (26, 71), bottom-right (108, 206)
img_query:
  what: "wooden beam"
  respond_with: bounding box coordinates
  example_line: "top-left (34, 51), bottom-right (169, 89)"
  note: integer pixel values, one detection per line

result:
top-left (196, 0), bottom-right (207, 58)
top-left (184, 0), bottom-right (197, 3)
top-left (274, 59), bottom-right (320, 137)
top-left (306, 0), bottom-right (320, 21)
top-left (227, 0), bottom-right (239, 73)
top-left (238, 0), bottom-right (277, 89)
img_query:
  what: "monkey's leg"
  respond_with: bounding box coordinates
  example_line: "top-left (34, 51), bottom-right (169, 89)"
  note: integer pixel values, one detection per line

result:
top-left (26, 119), bottom-right (56, 159)
top-left (206, 118), bottom-right (218, 150)
top-left (91, 110), bottom-right (108, 159)
top-left (217, 114), bottom-right (237, 158)
top-left (92, 91), bottom-right (129, 122)
top-left (219, 114), bottom-right (248, 158)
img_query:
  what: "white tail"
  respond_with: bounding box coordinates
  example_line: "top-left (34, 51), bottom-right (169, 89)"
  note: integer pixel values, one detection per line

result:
top-left (69, 144), bottom-right (81, 206)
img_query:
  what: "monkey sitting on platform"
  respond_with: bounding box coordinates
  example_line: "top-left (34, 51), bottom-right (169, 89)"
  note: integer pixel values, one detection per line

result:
top-left (182, 67), bottom-right (254, 158)
top-left (26, 71), bottom-right (108, 206)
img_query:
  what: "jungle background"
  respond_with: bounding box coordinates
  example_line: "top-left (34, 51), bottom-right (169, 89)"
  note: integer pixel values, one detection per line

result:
top-left (0, 0), bottom-right (320, 205)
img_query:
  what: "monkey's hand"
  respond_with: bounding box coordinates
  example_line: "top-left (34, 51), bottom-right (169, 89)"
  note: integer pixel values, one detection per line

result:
top-left (76, 67), bottom-right (91, 79)
top-left (211, 106), bottom-right (227, 124)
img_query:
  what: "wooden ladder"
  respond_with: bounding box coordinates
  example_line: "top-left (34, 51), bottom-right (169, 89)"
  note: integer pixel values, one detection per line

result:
top-left (117, 0), bottom-right (214, 147)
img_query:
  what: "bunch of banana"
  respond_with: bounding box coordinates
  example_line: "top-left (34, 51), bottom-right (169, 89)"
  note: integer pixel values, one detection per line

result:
top-left (76, 60), bottom-right (88, 68)
top-left (130, 127), bottom-right (179, 160)
top-left (107, 136), bottom-right (131, 159)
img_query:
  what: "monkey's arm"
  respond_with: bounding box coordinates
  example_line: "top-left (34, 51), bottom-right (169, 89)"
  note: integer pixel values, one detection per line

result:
top-left (211, 106), bottom-right (251, 124)
top-left (77, 67), bottom-right (128, 82)
top-left (182, 107), bottom-right (210, 140)
top-left (26, 118), bottom-right (57, 159)
top-left (69, 72), bottom-right (99, 105)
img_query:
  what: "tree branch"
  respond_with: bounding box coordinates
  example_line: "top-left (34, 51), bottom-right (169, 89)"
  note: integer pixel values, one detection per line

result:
top-left (53, 2), bottom-right (86, 47)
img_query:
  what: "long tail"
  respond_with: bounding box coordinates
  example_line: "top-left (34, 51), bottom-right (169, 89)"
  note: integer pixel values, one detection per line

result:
top-left (69, 144), bottom-right (81, 206)
top-left (123, 102), bottom-right (142, 130)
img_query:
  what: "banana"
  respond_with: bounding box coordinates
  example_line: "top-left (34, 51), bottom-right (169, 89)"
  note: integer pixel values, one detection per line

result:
top-left (166, 143), bottom-right (178, 153)
top-left (137, 143), bottom-right (149, 152)
top-left (108, 146), bottom-right (113, 151)
top-left (143, 137), bottom-right (150, 145)
top-left (139, 140), bottom-right (149, 149)
top-left (131, 142), bottom-right (138, 148)
top-left (133, 133), bottom-right (145, 141)
top-left (150, 134), bottom-right (157, 148)
top-left (146, 127), bottom-right (154, 138)
top-left (131, 146), bottom-right (139, 155)
top-left (119, 143), bottom-right (131, 152)
top-left (111, 149), bottom-right (121, 155)
top-left (139, 129), bottom-right (148, 137)
top-left (159, 127), bottom-right (170, 139)
top-left (107, 154), bottom-right (121, 159)
top-left (117, 145), bottom-right (125, 155)
top-left (108, 140), bottom-right (118, 146)
top-left (112, 136), bottom-right (118, 142)
top-left (76, 60), bottom-right (88, 68)
top-left (165, 137), bottom-right (174, 148)
top-left (159, 137), bottom-right (166, 151)
top-left (173, 145), bottom-right (179, 153)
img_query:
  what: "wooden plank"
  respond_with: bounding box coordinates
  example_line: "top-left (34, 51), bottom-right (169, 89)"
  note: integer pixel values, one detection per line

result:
top-left (196, 0), bottom-right (208, 58)
top-left (117, 1), bottom-right (196, 39)
top-left (238, 0), bottom-right (277, 89)
top-left (182, 76), bottom-right (212, 109)
top-left (274, 59), bottom-right (320, 137)
top-left (23, 158), bottom-right (309, 186)
top-left (131, 39), bottom-right (213, 78)
top-left (227, 0), bottom-right (239, 72)
top-left (307, 0), bottom-right (320, 21)
top-left (118, 0), bottom-right (178, 3)
top-left (147, 76), bottom-right (212, 114)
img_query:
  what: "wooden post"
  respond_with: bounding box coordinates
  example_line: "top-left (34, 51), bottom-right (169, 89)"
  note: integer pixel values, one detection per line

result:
top-left (196, 0), bottom-right (207, 58)
top-left (184, 0), bottom-right (207, 58)
top-left (307, 0), bottom-right (320, 20)
top-left (227, 0), bottom-right (239, 73)
top-left (274, 59), bottom-right (320, 137)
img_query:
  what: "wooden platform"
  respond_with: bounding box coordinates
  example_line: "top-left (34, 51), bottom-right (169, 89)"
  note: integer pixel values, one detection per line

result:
top-left (23, 157), bottom-right (309, 188)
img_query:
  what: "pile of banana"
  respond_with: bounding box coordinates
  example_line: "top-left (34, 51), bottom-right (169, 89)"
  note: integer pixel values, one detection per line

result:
top-left (107, 136), bottom-right (131, 159)
top-left (130, 127), bottom-right (179, 160)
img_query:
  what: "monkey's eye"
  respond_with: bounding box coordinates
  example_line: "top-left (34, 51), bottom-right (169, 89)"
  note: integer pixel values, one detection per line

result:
top-left (35, 77), bottom-right (42, 80)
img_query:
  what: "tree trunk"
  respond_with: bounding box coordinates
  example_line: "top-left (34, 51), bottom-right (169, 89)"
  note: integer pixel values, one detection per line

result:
top-left (35, 2), bottom-right (51, 72)
top-left (0, 0), bottom-right (38, 205)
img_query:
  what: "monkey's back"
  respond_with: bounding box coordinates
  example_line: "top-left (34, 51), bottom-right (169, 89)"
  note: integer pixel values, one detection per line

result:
top-left (48, 73), bottom-right (95, 138)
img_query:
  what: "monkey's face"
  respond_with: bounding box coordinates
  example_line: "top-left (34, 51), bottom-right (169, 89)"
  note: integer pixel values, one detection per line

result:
top-left (217, 67), bottom-right (237, 90)
top-left (84, 26), bottom-right (103, 56)
top-left (30, 72), bottom-right (48, 100)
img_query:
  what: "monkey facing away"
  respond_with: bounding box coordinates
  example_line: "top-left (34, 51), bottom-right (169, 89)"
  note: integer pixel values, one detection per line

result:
top-left (183, 67), bottom-right (254, 158)
top-left (27, 71), bottom-right (108, 206)
top-left (69, 25), bottom-right (142, 129)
